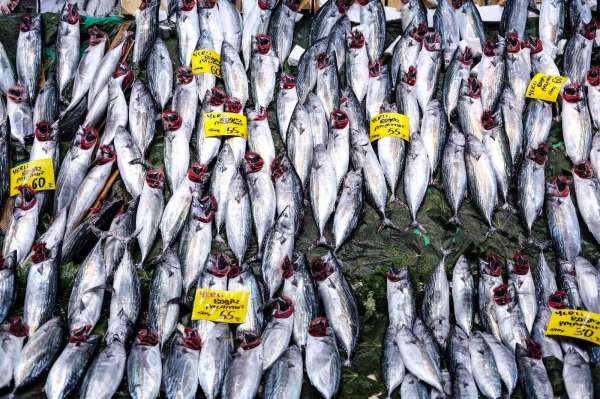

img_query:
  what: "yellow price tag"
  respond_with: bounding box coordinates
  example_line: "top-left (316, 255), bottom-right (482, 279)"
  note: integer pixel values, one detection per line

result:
top-left (191, 49), bottom-right (221, 78)
top-left (369, 113), bottom-right (410, 142)
top-left (545, 308), bottom-right (600, 345)
top-left (525, 73), bottom-right (568, 102)
top-left (10, 158), bottom-right (55, 196)
top-left (204, 112), bottom-right (248, 139)
top-left (191, 288), bottom-right (250, 323)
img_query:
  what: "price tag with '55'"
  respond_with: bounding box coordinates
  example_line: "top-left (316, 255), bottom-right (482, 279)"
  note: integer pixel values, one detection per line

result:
top-left (203, 112), bottom-right (248, 139)
top-left (191, 288), bottom-right (250, 324)
top-left (10, 158), bottom-right (55, 196)
top-left (370, 113), bottom-right (411, 142)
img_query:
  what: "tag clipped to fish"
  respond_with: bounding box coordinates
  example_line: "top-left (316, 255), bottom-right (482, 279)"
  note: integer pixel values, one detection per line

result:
top-left (191, 49), bottom-right (221, 78)
top-left (525, 73), bottom-right (569, 102)
top-left (204, 112), bottom-right (248, 139)
top-left (545, 308), bottom-right (600, 345)
top-left (10, 158), bottom-right (56, 196)
top-left (191, 288), bottom-right (250, 324)
top-left (369, 113), bottom-right (410, 142)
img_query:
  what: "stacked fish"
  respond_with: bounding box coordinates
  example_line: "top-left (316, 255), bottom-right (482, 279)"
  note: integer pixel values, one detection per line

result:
top-left (0, 0), bottom-right (598, 397)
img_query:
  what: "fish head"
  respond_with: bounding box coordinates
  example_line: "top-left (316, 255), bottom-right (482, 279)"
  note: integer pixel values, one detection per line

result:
top-left (6, 316), bottom-right (28, 337)
top-left (587, 66), bottom-right (600, 87)
top-left (188, 162), bottom-right (210, 184)
top-left (96, 145), bottom-right (116, 165)
top-left (112, 61), bottom-right (134, 89)
top-left (368, 59), bottom-right (385, 77)
top-left (247, 106), bottom-right (268, 122)
top-left (162, 110), bottom-right (183, 132)
top-left (208, 87), bottom-right (227, 107)
top-left (271, 155), bottom-right (290, 181)
top-left (316, 52), bottom-right (330, 70)
top-left (62, 2), bottom-right (80, 24)
top-left (207, 252), bottom-right (231, 277)
top-left (224, 97), bottom-right (242, 113)
top-left (272, 296), bottom-right (294, 318)
top-left (410, 23), bottom-right (428, 43)
top-left (145, 168), bottom-right (165, 189)
top-left (31, 242), bottom-right (50, 264)
top-left (310, 256), bottom-right (333, 281)
top-left (34, 121), bottom-right (54, 142)
top-left (68, 325), bottom-right (92, 343)
top-left (176, 66), bottom-right (194, 84)
top-left (239, 331), bottom-right (261, 349)
top-left (547, 175), bottom-right (571, 197)
top-left (482, 40), bottom-right (501, 57)
top-left (505, 32), bottom-right (522, 53)
top-left (348, 30), bottom-right (366, 49)
top-left (512, 252), bottom-right (529, 275)
top-left (254, 34), bottom-right (272, 55)
top-left (308, 317), bottom-right (329, 337)
top-left (75, 126), bottom-right (99, 149)
top-left (87, 26), bottom-right (107, 46)
top-left (193, 195), bottom-right (218, 223)
top-left (7, 84), bottom-right (28, 104)
top-left (524, 36), bottom-right (543, 54)
top-left (548, 290), bottom-right (568, 309)
top-left (258, 0), bottom-right (271, 10)
top-left (529, 143), bottom-right (548, 165)
top-left (331, 109), bottom-right (349, 129)
top-left (14, 185), bottom-right (37, 211)
top-left (280, 74), bottom-right (296, 89)
top-left (244, 151), bottom-right (265, 173)
top-left (183, 327), bottom-right (202, 350)
top-left (573, 160), bottom-right (595, 179)
top-left (525, 339), bottom-right (543, 359)
top-left (402, 66), bottom-right (417, 86)
top-left (181, 0), bottom-right (197, 11)
top-left (465, 75), bottom-right (482, 99)
top-left (492, 283), bottom-right (511, 305)
top-left (136, 328), bottom-right (160, 346)
top-left (562, 83), bottom-right (583, 103)
top-left (423, 30), bottom-right (442, 52)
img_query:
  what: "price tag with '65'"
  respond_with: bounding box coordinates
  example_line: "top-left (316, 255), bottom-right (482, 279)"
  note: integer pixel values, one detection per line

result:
top-left (10, 158), bottom-right (55, 196)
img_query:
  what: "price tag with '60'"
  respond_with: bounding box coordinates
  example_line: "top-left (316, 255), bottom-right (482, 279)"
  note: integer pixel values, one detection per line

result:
top-left (10, 158), bottom-right (55, 196)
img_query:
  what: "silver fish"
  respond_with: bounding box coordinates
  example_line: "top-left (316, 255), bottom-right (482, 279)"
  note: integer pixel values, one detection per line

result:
top-left (192, 254), bottom-right (230, 338)
top-left (247, 108), bottom-right (275, 167)
top-left (493, 283), bottom-right (529, 352)
top-left (441, 127), bottom-right (467, 224)
top-left (504, 32), bottom-right (531, 109)
top-left (443, 46), bottom-right (473, 121)
top-left (563, 348), bottom-right (594, 399)
top-left (465, 134), bottom-right (497, 227)
top-left (163, 331), bottom-right (202, 399)
top-left (106, 248), bottom-right (140, 342)
top-left (564, 22), bottom-right (595, 84)
top-left (391, 24), bottom-right (425, 87)
top-left (221, 332), bottom-right (263, 399)
top-left (296, 38), bottom-right (328, 103)
top-left (416, 30), bottom-right (442, 111)
top-left (219, 0), bottom-right (243, 52)
top-left (198, 322), bottom-right (233, 399)
top-left (250, 34), bottom-right (279, 109)
top-left (136, 169), bottom-right (165, 266)
top-left (0, 40), bottom-right (15, 95)
top-left (132, 0), bottom-right (159, 65)
top-left (221, 41), bottom-right (249, 106)
top-left (562, 83), bottom-right (592, 163)
top-left (375, 102), bottom-right (404, 201)
top-left (172, 67), bottom-right (198, 142)
top-left (268, 0), bottom-right (298, 66)
top-left (0, 317), bottom-right (28, 390)
top-left (16, 14), bottom-right (42, 102)
top-left (163, 110), bottom-right (191, 192)
top-left (333, 170), bottom-right (363, 251)
top-left (346, 31), bottom-right (369, 102)
top-left (360, 0), bottom-right (386, 63)
top-left (80, 338), bottom-right (127, 399)
top-left (0, 117), bottom-right (8, 201)
top-left (508, 253), bottom-right (538, 333)
top-left (309, 0), bottom-right (345, 44)
top-left (199, 0), bottom-right (223, 59)
top-left (3, 186), bottom-right (39, 265)
top-left (177, 0), bottom-right (200, 67)
top-left (276, 74), bottom-right (298, 143)
top-left (222, 98), bottom-right (246, 166)
top-left (45, 330), bottom-right (99, 399)
top-left (310, 144), bottom-right (337, 245)
top-left (422, 254), bottom-right (450, 349)
top-left (404, 132), bottom-right (431, 229)
top-left (452, 255), bottom-right (473, 336)
top-left (271, 154), bottom-right (304, 235)
top-left (476, 40), bottom-right (504, 113)
top-left (6, 84), bottom-right (33, 147)
top-left (244, 152), bottom-right (276, 253)
top-left (0, 252), bottom-right (15, 324)
top-left (481, 112), bottom-right (512, 205)
top-left (396, 67), bottom-right (421, 135)
top-left (478, 255), bottom-right (503, 341)
top-left (558, 260), bottom-right (584, 309)
top-left (315, 53), bottom-right (339, 120)
top-left (261, 297), bottom-right (294, 370)
top-left (229, 263), bottom-right (265, 335)
top-left (538, 0), bottom-right (564, 57)
top-left (469, 331), bottom-right (502, 398)
top-left (456, 0), bottom-right (486, 55)
top-left (56, 3), bottom-right (81, 100)
top-left (397, 0), bottom-right (426, 30)
top-left (148, 249), bottom-right (182, 346)
top-left (305, 317), bottom-right (342, 399)
top-left (400, 372), bottom-right (430, 399)
top-left (99, 76), bottom-right (128, 147)
top-left (13, 317), bottom-right (64, 390)
top-left (524, 98), bottom-right (551, 152)
top-left (147, 38), bottom-right (173, 111)
top-left (261, 209), bottom-right (295, 299)
top-left (528, 37), bottom-right (560, 76)
top-left (480, 331), bottom-right (519, 395)
top-left (396, 325), bottom-right (443, 392)
top-left (306, 92), bottom-right (329, 146)
top-left (516, 341), bottom-right (554, 399)
top-left (382, 326), bottom-right (405, 398)
top-left (264, 344), bottom-right (303, 399)
top-left (386, 266), bottom-right (415, 330)
top-left (195, 29), bottom-right (217, 103)
top-left (457, 76), bottom-right (483, 140)
top-left (545, 176), bottom-right (581, 261)
top-left (574, 255), bottom-right (600, 313)
top-left (449, 328), bottom-right (478, 398)
top-left (242, 0), bottom-right (272, 70)
top-left (501, 0), bottom-right (529, 38)
top-left (365, 60), bottom-right (390, 121)
top-left (433, 0), bottom-right (460, 67)
top-left (326, 15), bottom-right (349, 76)
top-left (114, 126), bottom-right (145, 198)
top-left (33, 75), bottom-right (58, 128)
top-left (127, 329), bottom-right (162, 399)
top-left (225, 172), bottom-right (252, 263)
top-left (532, 250), bottom-right (557, 308)
top-left (518, 145), bottom-right (548, 235)
top-left (287, 102), bottom-right (314, 187)
top-left (196, 87), bottom-right (226, 164)
top-left (210, 143), bottom-right (237, 238)
top-left (129, 80), bottom-right (157, 155)
top-left (421, 99), bottom-right (447, 175)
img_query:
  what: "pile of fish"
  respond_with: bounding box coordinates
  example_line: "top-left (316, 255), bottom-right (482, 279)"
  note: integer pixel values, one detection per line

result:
top-left (0, 0), bottom-right (598, 397)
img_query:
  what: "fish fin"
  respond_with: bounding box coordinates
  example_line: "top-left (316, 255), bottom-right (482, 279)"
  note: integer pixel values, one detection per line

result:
top-left (377, 218), bottom-right (401, 232)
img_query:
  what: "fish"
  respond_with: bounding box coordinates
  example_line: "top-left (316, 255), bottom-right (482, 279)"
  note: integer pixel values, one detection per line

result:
top-left (416, 30), bottom-right (442, 111)
top-left (480, 332), bottom-right (519, 395)
top-left (0, 117), bottom-right (8, 202)
top-left (221, 41), bottom-right (249, 106)
top-left (456, 0), bottom-right (486, 55)
top-left (263, 345), bottom-right (303, 399)
top-left (23, 244), bottom-right (60, 335)
top-left (561, 83), bottom-right (592, 163)
top-left (6, 84), bottom-right (33, 147)
top-left (106, 248), bottom-right (140, 342)
top-left (421, 99), bottom-right (447, 175)
top-left (148, 249), bottom-right (182, 346)
top-left (545, 176), bottom-right (581, 261)
top-left (396, 66), bottom-right (421, 135)
top-left (268, 0), bottom-right (299, 66)
top-left (400, 372), bottom-right (430, 398)
top-left (242, 0), bottom-right (273, 70)
top-left (64, 145), bottom-right (116, 236)
top-left (500, 0), bottom-right (529, 38)
top-left (452, 255), bottom-right (473, 336)
top-left (375, 102), bottom-right (404, 201)
top-left (508, 253), bottom-right (538, 333)
top-left (287, 102), bottom-right (314, 187)
top-left (99, 77), bottom-right (128, 147)
top-left (469, 332), bottom-right (503, 398)
top-left (136, 169), bottom-right (165, 266)
top-left (0, 317), bottom-right (28, 390)
top-left (177, 0), bottom-right (200, 67)
top-left (199, 0), bottom-right (224, 59)
top-left (198, 322), bottom-right (233, 399)
top-left (396, 325), bottom-right (443, 392)
top-left (261, 297), bottom-right (295, 370)
top-left (250, 34), bottom-right (279, 109)
top-left (563, 348), bottom-right (594, 399)
top-left (527, 37), bottom-right (560, 76)
top-left (172, 67), bottom-right (198, 142)
top-left (132, 0), bottom-right (159, 65)
top-left (403, 132), bottom-right (431, 229)
top-left (306, 93), bottom-right (329, 146)
top-left (443, 46), bottom-right (473, 121)
top-left (365, 59), bottom-right (390, 122)
top-left (359, 0), bottom-right (385, 63)
top-left (457, 76), bottom-right (484, 140)
top-left (163, 111), bottom-right (190, 192)
top-left (129, 80), bottom-right (157, 156)
top-left (261, 210), bottom-right (295, 299)
top-left (504, 32), bottom-right (531, 109)
top-left (563, 22), bottom-right (595, 84)
top-left (309, 0), bottom-right (347, 44)
top-left (441, 127), bottom-right (467, 224)
top-left (147, 38), bottom-right (173, 111)
top-left (0, 252), bottom-right (16, 324)
top-left (433, 0), bottom-right (460, 67)
top-left (310, 144), bottom-right (337, 245)
top-left (12, 317), bottom-right (64, 391)
top-left (591, 132), bottom-right (600, 177)
top-left (422, 253), bottom-right (450, 349)
top-left (538, 0), bottom-right (564, 58)
top-left (229, 263), bottom-right (265, 335)
top-left (0, 39), bottom-right (15, 95)
top-left (275, 74), bottom-right (298, 143)
top-left (523, 98), bottom-right (552, 153)
top-left (225, 172), bottom-right (252, 263)
top-left (296, 38), bottom-right (328, 103)
top-left (558, 260), bottom-right (584, 309)
top-left (518, 144), bottom-right (549, 235)
top-left (192, 254), bottom-right (230, 338)
top-left (282, 252), bottom-right (319, 348)
top-left (127, 329), bottom-right (162, 399)
top-left (179, 195), bottom-right (215, 296)
top-left (391, 24), bottom-right (425, 88)
top-left (346, 31), bottom-right (369, 102)
top-left (244, 152), bottom-right (276, 254)
top-left (195, 29), bottom-right (218, 104)
top-left (221, 332), bottom-right (263, 399)
top-left (481, 112), bottom-right (512, 205)
top-left (326, 15), bottom-right (349, 76)
top-left (382, 326), bottom-right (405, 398)
top-left (3, 186), bottom-right (39, 265)
top-left (44, 329), bottom-right (99, 399)
top-left (476, 40), bottom-right (505, 113)
top-left (573, 256), bottom-right (600, 313)
top-left (532, 251), bottom-right (558, 308)
top-left (386, 267), bottom-right (415, 330)
top-left (219, 0), bottom-right (243, 52)
top-left (311, 254), bottom-right (359, 365)
top-left (465, 134), bottom-right (497, 227)
top-left (315, 53), bottom-right (339, 120)
top-left (56, 3), bottom-right (80, 100)
top-left (80, 338), bottom-right (127, 399)
top-left (209, 143), bottom-right (237, 239)
top-left (196, 87), bottom-right (226, 164)
top-left (478, 254), bottom-right (503, 340)
top-left (332, 170), bottom-right (363, 251)
top-left (271, 153), bottom-right (304, 234)
top-left (33, 77), bottom-right (58, 129)
top-left (516, 341), bottom-right (554, 398)
top-left (247, 108), bottom-right (275, 167)
top-left (493, 283), bottom-right (529, 352)
top-left (114, 127), bottom-right (145, 198)
top-left (305, 317), bottom-right (342, 399)
top-left (16, 14), bottom-right (42, 102)
top-left (163, 330), bottom-right (202, 399)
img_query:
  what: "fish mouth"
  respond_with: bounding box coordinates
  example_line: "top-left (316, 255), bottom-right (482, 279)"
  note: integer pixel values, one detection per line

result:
top-left (573, 160), bottom-right (594, 179)
top-left (16, 186), bottom-right (37, 211)
top-left (480, 111), bottom-right (495, 130)
top-left (77, 127), bottom-right (99, 151)
top-left (505, 32), bottom-right (522, 53)
top-left (250, 107), bottom-right (268, 121)
top-left (244, 151), bottom-right (265, 173)
top-left (548, 290), bottom-right (568, 309)
top-left (181, 0), bottom-right (196, 11)
top-left (137, 328), bottom-right (160, 346)
top-left (224, 97), bottom-right (242, 113)
top-left (280, 74), bottom-right (296, 89)
top-left (183, 328), bottom-right (202, 350)
top-left (349, 31), bottom-right (365, 49)
top-left (562, 84), bottom-right (582, 103)
top-left (35, 121), bottom-right (53, 142)
top-left (331, 109), bottom-right (349, 129)
top-left (113, 61), bottom-right (134, 89)
top-left (459, 47), bottom-right (473, 65)
top-left (530, 144), bottom-right (548, 165)
top-left (194, 195), bottom-right (218, 223)
top-left (88, 26), bottom-right (107, 46)
top-left (466, 75), bottom-right (482, 99)
top-left (188, 162), bottom-right (209, 183)
top-left (271, 156), bottom-right (289, 180)
top-left (19, 14), bottom-right (34, 32)
top-left (64, 3), bottom-right (80, 24)
top-left (96, 145), bottom-right (116, 164)
top-left (368, 60), bottom-right (384, 77)
top-left (492, 283), bottom-right (511, 305)
top-left (239, 331), bottom-right (261, 350)
top-left (423, 30), bottom-right (441, 51)
top-left (162, 110), bottom-right (183, 132)
top-left (176, 66), bottom-right (194, 84)
top-left (316, 53), bottom-right (329, 70)
top-left (7, 316), bottom-right (29, 338)
top-left (549, 175), bottom-right (570, 197)
top-left (308, 317), bottom-right (329, 337)
top-left (451, 0), bottom-right (463, 8)
top-left (209, 87), bottom-right (227, 106)
top-left (403, 66), bottom-right (417, 86)
top-left (524, 36), bottom-right (543, 54)
top-left (31, 242), bottom-right (50, 264)
top-left (7, 85), bottom-right (28, 103)
top-left (526, 339), bottom-right (543, 359)
top-left (587, 66), bottom-right (600, 86)
top-left (385, 267), bottom-right (408, 282)
top-left (482, 40), bottom-right (499, 57)
top-left (273, 296), bottom-right (294, 318)
top-left (207, 252), bottom-right (231, 277)
top-left (145, 168), bottom-right (165, 189)
top-left (258, 0), bottom-right (271, 10)
top-left (310, 257), bottom-right (332, 281)
top-left (282, 255), bottom-right (294, 279)
top-left (512, 252), bottom-right (529, 275)
top-left (255, 34), bottom-right (272, 55)
top-left (486, 253), bottom-right (504, 276)
top-left (68, 325), bottom-right (92, 343)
